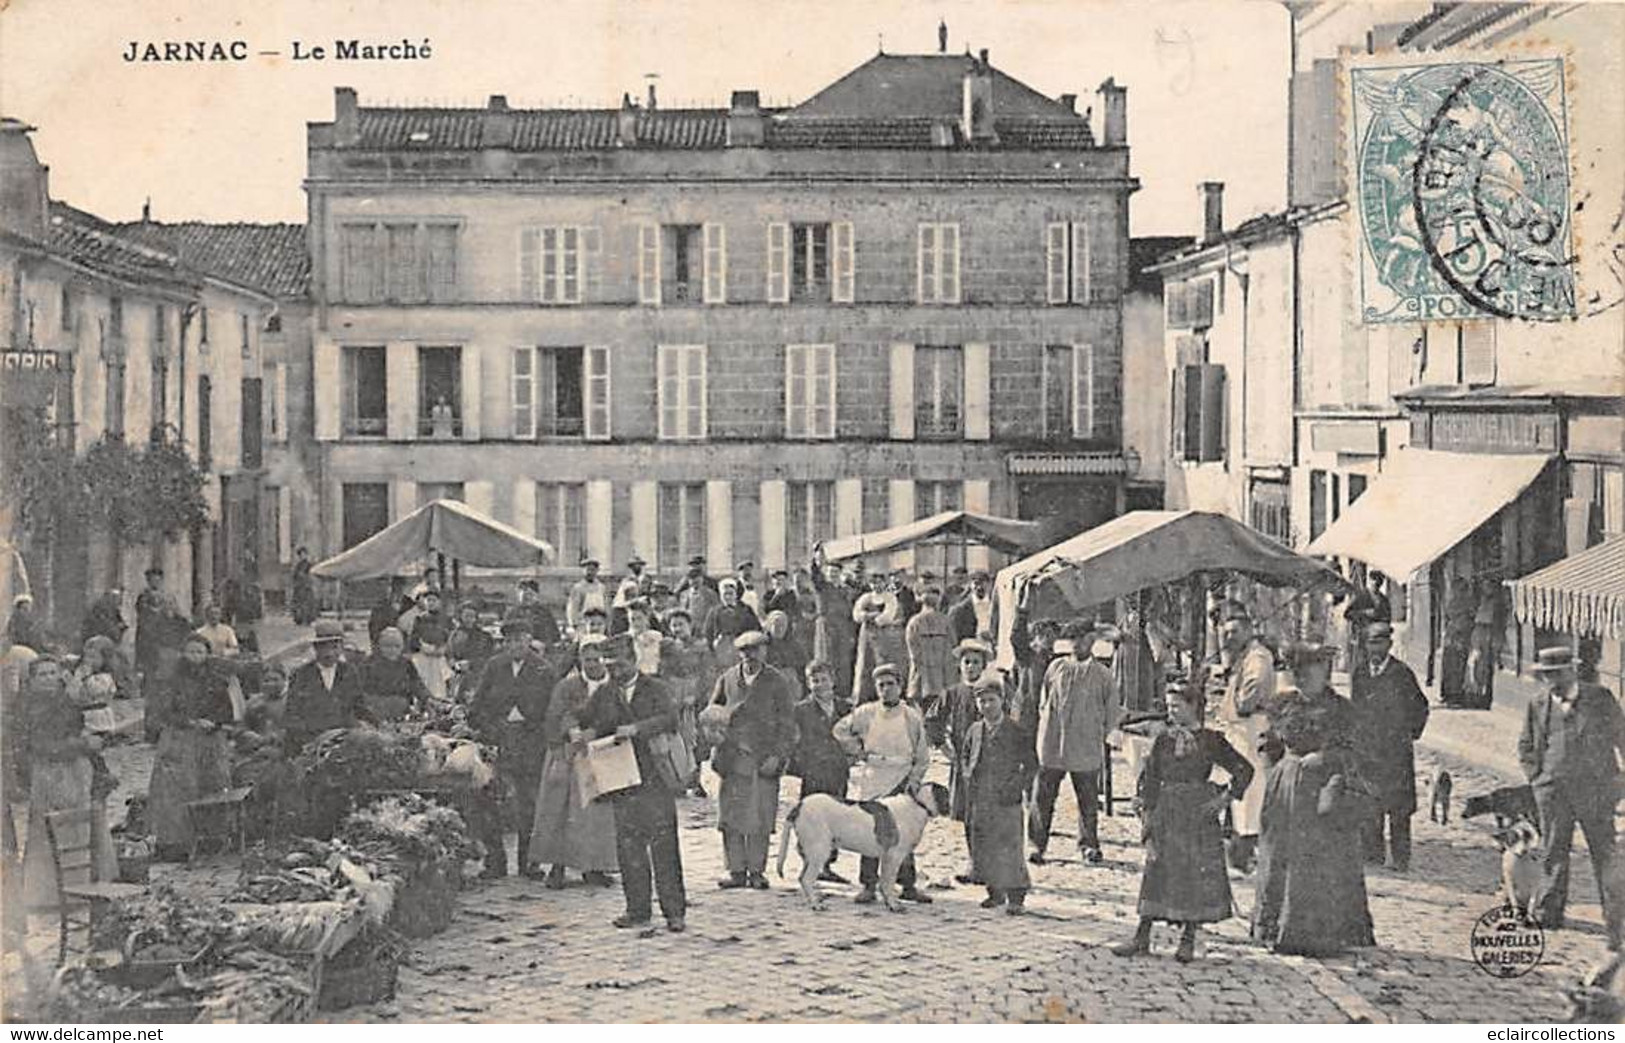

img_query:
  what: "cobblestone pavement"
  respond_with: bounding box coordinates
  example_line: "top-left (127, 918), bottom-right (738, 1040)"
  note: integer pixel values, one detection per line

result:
top-left (314, 746), bottom-right (1610, 1025)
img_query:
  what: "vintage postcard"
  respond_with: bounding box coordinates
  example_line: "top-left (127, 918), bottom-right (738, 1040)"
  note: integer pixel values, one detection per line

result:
top-left (0, 0), bottom-right (1621, 1028)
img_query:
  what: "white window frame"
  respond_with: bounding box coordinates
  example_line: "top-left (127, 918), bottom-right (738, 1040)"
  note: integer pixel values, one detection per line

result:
top-left (585, 346), bottom-right (612, 440)
top-left (524, 226), bottom-right (582, 304)
top-left (1046, 223), bottom-right (1069, 304)
top-left (1047, 221), bottom-right (1094, 305)
top-left (784, 343), bottom-right (837, 440)
top-left (917, 222), bottom-right (960, 304)
top-left (766, 222), bottom-right (790, 303)
top-left (703, 222), bottom-right (727, 304)
top-left (638, 224), bottom-right (662, 305)
top-left (511, 346), bottom-right (535, 439)
top-left (1072, 343), bottom-right (1095, 439)
top-left (657, 344), bottom-right (707, 441)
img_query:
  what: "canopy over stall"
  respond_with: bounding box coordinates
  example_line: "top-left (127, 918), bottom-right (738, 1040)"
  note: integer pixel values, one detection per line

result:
top-left (820, 510), bottom-right (1046, 564)
top-left (1508, 535), bottom-right (1625, 640)
top-left (312, 499), bottom-right (554, 581)
top-left (1305, 449), bottom-right (1553, 579)
top-left (994, 510), bottom-right (1345, 667)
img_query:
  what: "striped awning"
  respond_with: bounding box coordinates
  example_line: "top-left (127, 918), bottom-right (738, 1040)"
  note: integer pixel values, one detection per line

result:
top-left (1508, 536), bottom-right (1625, 639)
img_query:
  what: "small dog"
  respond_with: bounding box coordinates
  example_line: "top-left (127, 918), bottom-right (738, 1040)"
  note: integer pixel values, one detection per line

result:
top-left (1497, 818), bottom-right (1543, 923)
top-left (775, 783), bottom-right (951, 912)
top-left (1462, 785), bottom-right (1539, 832)
top-left (1430, 769), bottom-right (1453, 825)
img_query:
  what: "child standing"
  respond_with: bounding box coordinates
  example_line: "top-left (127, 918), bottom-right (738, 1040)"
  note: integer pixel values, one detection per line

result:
top-left (963, 682), bottom-right (1039, 914)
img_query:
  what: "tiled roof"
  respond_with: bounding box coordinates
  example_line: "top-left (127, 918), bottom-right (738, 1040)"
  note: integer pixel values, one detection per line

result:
top-left (112, 222), bottom-right (310, 298)
top-left (44, 203), bottom-right (196, 290)
top-left (1129, 236), bottom-right (1195, 292)
top-left (790, 54), bottom-right (1079, 119)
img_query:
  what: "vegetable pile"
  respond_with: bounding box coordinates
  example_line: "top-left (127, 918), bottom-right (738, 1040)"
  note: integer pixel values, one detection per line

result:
top-left (336, 793), bottom-right (483, 880)
top-left (294, 728), bottom-right (422, 797)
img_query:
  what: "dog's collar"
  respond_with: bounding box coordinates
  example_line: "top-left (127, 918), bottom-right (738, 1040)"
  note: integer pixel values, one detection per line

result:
top-left (910, 788), bottom-right (935, 813)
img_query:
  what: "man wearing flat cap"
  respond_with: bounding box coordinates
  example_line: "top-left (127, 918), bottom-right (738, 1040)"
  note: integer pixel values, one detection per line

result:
top-left (567, 559), bottom-right (608, 635)
top-left (1349, 620), bottom-right (1429, 872)
top-left (834, 662), bottom-right (934, 904)
top-left (1518, 645), bottom-right (1624, 934)
top-left (941, 638), bottom-right (994, 884)
top-left (762, 569), bottom-right (798, 620)
top-left (469, 613), bottom-right (557, 877)
top-left (707, 630), bottom-right (797, 890)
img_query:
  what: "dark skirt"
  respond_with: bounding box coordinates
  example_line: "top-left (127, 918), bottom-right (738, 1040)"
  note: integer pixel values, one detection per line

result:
top-left (530, 745), bottom-right (618, 871)
top-left (1254, 754), bottom-right (1375, 954)
top-left (1137, 780), bottom-right (1234, 924)
top-left (969, 791), bottom-right (1029, 892)
top-left (717, 763), bottom-right (781, 837)
top-left (147, 724), bottom-right (232, 848)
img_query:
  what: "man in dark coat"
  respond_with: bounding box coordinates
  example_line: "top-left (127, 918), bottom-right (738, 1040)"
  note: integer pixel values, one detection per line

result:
top-left (941, 639), bottom-right (994, 884)
top-left (788, 659), bottom-right (852, 883)
top-left (1349, 621), bottom-right (1430, 871)
top-left (283, 620), bottom-right (367, 753)
top-left (948, 571), bottom-right (998, 643)
top-left (1517, 645), bottom-right (1625, 934)
top-left (81, 589), bottom-right (127, 646)
top-left (577, 632), bottom-right (688, 931)
top-left (762, 570), bottom-right (799, 620)
top-left (809, 549), bottom-right (858, 703)
top-left (514, 579), bottom-right (561, 647)
top-left (702, 579), bottom-right (760, 650)
top-left (707, 630), bottom-right (797, 890)
top-left (964, 681), bottom-right (1040, 913)
top-left (468, 614), bottom-right (555, 877)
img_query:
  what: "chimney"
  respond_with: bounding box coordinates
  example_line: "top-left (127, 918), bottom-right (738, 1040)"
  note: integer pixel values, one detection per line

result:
top-left (141, 198), bottom-right (151, 223)
top-left (961, 49), bottom-right (997, 143)
top-left (1096, 77), bottom-right (1126, 147)
top-left (938, 19), bottom-right (948, 53)
top-left (646, 82), bottom-right (658, 110)
top-left (334, 86), bottom-right (359, 147)
top-left (1200, 181), bottom-right (1225, 243)
top-left (480, 95), bottom-right (514, 148)
top-left (0, 119), bottom-right (49, 239)
top-left (617, 93), bottom-right (639, 147)
top-left (1057, 92), bottom-right (1077, 114)
top-left (726, 90), bottom-right (764, 148)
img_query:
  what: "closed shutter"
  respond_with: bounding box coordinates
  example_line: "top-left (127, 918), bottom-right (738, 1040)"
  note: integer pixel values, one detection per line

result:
top-left (760, 480), bottom-right (788, 570)
top-left (584, 346), bottom-right (611, 440)
top-left (386, 342), bottom-right (416, 440)
top-left (963, 342), bottom-right (990, 441)
top-left (461, 347), bottom-right (482, 441)
top-left (706, 481), bottom-right (733, 572)
top-left (1199, 363), bottom-right (1226, 463)
top-left (1462, 323), bottom-right (1497, 386)
top-left (581, 226), bottom-right (602, 301)
top-left (631, 480), bottom-right (658, 566)
top-left (1072, 344), bottom-right (1094, 440)
top-left (1072, 220), bottom-right (1092, 304)
top-left (313, 340), bottom-right (340, 441)
top-left (638, 224), bottom-right (661, 305)
top-left (889, 343), bottom-right (915, 440)
top-left (832, 221), bottom-right (855, 303)
top-left (888, 479), bottom-right (916, 570)
top-left (766, 222), bottom-right (789, 303)
top-left (465, 480), bottom-right (494, 518)
top-left (519, 228), bottom-right (539, 301)
top-left (703, 222), bottom-right (727, 304)
top-left (585, 480), bottom-right (614, 566)
top-left (834, 478), bottom-right (863, 539)
top-left (1046, 223), bottom-right (1068, 304)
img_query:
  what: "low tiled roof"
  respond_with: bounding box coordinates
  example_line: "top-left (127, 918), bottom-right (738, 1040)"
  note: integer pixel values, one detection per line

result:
top-left (790, 54), bottom-right (1079, 119)
top-left (44, 203), bottom-right (196, 291)
top-left (113, 222), bottom-right (310, 298)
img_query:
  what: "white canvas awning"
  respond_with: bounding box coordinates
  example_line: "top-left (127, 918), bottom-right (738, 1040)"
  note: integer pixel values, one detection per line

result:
top-left (1305, 449), bottom-right (1553, 579)
top-left (1508, 536), bottom-right (1625, 639)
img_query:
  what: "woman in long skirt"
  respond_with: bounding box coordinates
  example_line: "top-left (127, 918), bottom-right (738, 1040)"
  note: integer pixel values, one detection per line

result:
top-left (20, 657), bottom-right (117, 908)
top-left (145, 633), bottom-right (236, 859)
top-left (529, 640), bottom-right (618, 886)
top-left (1113, 683), bottom-right (1253, 962)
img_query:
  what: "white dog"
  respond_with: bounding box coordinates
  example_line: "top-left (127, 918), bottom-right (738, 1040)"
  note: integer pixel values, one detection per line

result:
top-left (1500, 818), bottom-right (1543, 923)
top-left (775, 783), bottom-right (951, 912)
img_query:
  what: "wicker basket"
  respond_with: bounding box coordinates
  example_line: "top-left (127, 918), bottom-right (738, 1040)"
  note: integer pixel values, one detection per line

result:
top-left (86, 1003), bottom-right (202, 1025)
top-left (317, 949), bottom-right (399, 1010)
top-left (389, 862), bottom-right (456, 938)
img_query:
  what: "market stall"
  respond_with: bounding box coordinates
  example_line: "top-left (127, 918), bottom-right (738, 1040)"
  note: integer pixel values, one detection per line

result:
top-left (819, 509), bottom-right (1046, 576)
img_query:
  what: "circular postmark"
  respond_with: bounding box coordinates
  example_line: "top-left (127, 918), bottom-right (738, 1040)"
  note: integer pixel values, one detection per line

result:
top-left (1411, 62), bottom-right (1575, 321)
top-left (1469, 905), bottom-right (1545, 979)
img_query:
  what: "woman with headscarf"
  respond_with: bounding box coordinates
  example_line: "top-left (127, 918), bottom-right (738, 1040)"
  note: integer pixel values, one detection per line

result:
top-left (763, 609), bottom-right (807, 699)
top-left (145, 632), bottom-right (236, 859)
top-left (19, 656), bottom-right (118, 906)
top-left (1112, 682), bottom-right (1253, 962)
top-left (359, 626), bottom-right (431, 722)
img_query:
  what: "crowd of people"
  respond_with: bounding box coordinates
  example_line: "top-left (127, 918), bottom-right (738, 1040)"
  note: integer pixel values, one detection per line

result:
top-left (2, 547), bottom-right (1619, 964)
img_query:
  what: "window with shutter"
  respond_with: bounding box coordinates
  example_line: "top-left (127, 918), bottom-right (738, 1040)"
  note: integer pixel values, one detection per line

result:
top-left (385, 224), bottom-right (418, 303)
top-left (638, 225), bottom-right (661, 305)
top-left (417, 346), bottom-right (463, 439)
top-left (584, 346), bottom-right (611, 439)
top-left (341, 225), bottom-right (380, 303)
top-left (342, 346), bottom-right (387, 436)
top-left (658, 483), bottom-right (707, 567)
top-left (1461, 323), bottom-right (1496, 386)
top-left (784, 344), bottom-right (835, 439)
top-left (658, 345), bottom-right (706, 440)
top-left (425, 224), bottom-right (458, 302)
top-left (767, 222), bottom-right (790, 303)
top-left (1046, 223), bottom-right (1069, 304)
top-left (703, 223), bottom-right (727, 303)
top-left (511, 347), bottom-right (535, 439)
top-left (1072, 344), bottom-right (1094, 439)
top-left (1198, 363), bottom-right (1227, 463)
top-left (1043, 345), bottom-right (1072, 438)
top-left (537, 483), bottom-right (586, 564)
top-left (832, 221), bottom-right (855, 302)
top-left (915, 345), bottom-right (963, 439)
top-left (917, 224), bottom-right (960, 303)
top-left (786, 481), bottom-right (835, 562)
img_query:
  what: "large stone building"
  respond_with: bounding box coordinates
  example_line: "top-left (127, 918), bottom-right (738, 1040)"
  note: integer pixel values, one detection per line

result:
top-left (0, 120), bottom-right (301, 630)
top-left (303, 46), bottom-right (1137, 587)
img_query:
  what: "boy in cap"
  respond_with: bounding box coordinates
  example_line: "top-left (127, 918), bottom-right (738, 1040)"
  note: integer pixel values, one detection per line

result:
top-left (708, 630), bottom-right (797, 889)
top-left (942, 638), bottom-right (994, 883)
top-left (965, 681), bottom-right (1039, 913)
top-left (834, 663), bottom-right (934, 904)
top-left (789, 660), bottom-right (853, 882)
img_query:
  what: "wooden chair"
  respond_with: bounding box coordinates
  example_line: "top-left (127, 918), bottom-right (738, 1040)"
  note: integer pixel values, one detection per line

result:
top-left (42, 808), bottom-right (144, 965)
top-left (185, 787), bottom-right (253, 862)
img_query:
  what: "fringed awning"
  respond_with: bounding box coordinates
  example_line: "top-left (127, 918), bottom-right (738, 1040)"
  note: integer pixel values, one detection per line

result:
top-left (1508, 536), bottom-right (1625, 639)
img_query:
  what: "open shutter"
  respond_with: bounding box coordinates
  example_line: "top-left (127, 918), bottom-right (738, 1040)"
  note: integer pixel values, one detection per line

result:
top-left (1072, 221), bottom-right (1092, 304)
top-left (631, 480), bottom-right (658, 566)
top-left (766, 222), bottom-right (789, 303)
top-left (581, 226), bottom-right (602, 301)
top-left (964, 342), bottom-right (990, 441)
top-left (386, 342), bottom-right (417, 440)
top-left (277, 486), bottom-right (294, 563)
top-left (513, 478), bottom-right (537, 537)
top-left (832, 221), bottom-right (855, 303)
top-left (888, 479), bottom-right (916, 569)
top-left (519, 228), bottom-right (539, 301)
top-left (1046, 223), bottom-right (1068, 303)
top-left (812, 344), bottom-right (835, 438)
top-left (1462, 323), bottom-right (1497, 386)
top-left (690, 346), bottom-right (707, 439)
top-left (391, 480), bottom-right (417, 524)
top-left (1199, 363), bottom-right (1226, 463)
top-left (585, 480), bottom-right (614, 566)
top-left (703, 223), bottom-right (727, 303)
top-left (584, 346), bottom-right (611, 440)
top-left (784, 345), bottom-right (806, 438)
top-left (916, 225), bottom-right (934, 303)
top-left (963, 479), bottom-right (991, 571)
top-left (1170, 367), bottom-right (1187, 461)
top-left (511, 347), bottom-right (534, 439)
top-left (466, 480), bottom-right (494, 518)
top-left (1072, 344), bottom-right (1094, 439)
top-left (941, 224), bottom-right (960, 303)
top-left (460, 347), bottom-right (482, 441)
top-left (760, 480), bottom-right (788, 570)
top-left (638, 224), bottom-right (661, 305)
top-left (834, 479), bottom-right (862, 539)
top-left (889, 343), bottom-right (915, 440)
top-left (706, 481), bottom-right (733, 572)
top-left (658, 346), bottom-right (678, 440)
top-left (313, 340), bottom-right (340, 440)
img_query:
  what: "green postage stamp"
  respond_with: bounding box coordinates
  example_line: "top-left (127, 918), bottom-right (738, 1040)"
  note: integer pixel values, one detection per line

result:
top-left (1349, 57), bottom-right (1576, 325)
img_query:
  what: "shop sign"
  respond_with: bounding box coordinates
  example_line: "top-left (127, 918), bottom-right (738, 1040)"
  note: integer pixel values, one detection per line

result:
top-left (1430, 411), bottom-right (1557, 453)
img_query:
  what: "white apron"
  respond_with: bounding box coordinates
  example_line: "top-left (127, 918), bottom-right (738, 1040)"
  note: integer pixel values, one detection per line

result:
top-left (849, 706), bottom-right (914, 801)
